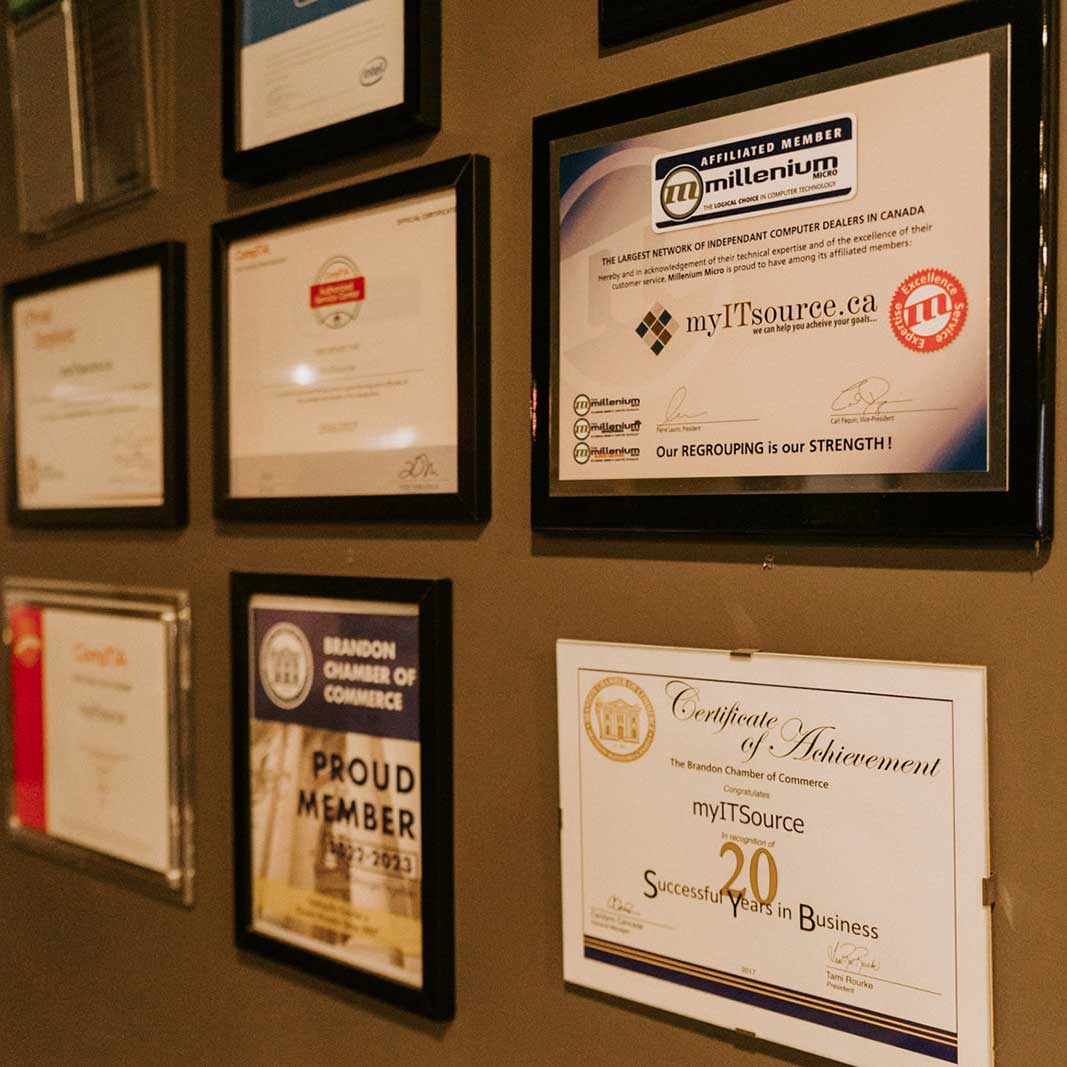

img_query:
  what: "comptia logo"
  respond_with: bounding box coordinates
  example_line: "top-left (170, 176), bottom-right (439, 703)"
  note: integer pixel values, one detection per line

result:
top-left (233, 243), bottom-right (272, 262)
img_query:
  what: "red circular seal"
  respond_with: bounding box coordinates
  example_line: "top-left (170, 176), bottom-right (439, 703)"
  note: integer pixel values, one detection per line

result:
top-left (889, 268), bottom-right (967, 352)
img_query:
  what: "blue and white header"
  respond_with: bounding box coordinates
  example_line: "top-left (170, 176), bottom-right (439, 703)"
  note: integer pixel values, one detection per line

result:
top-left (651, 115), bottom-right (857, 233)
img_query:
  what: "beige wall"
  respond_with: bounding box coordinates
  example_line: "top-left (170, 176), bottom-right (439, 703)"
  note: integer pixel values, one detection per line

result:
top-left (1, 1), bottom-right (1065, 1063)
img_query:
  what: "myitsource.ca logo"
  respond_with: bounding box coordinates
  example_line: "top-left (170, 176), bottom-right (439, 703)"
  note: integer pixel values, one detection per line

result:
top-left (583, 676), bottom-right (656, 762)
top-left (636, 303), bottom-right (675, 355)
top-left (259, 622), bottom-right (314, 711)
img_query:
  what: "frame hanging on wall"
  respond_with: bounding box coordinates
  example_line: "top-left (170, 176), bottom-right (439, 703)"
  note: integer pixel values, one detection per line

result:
top-left (599, 0), bottom-right (756, 47)
top-left (222, 0), bottom-right (441, 182)
top-left (534, 0), bottom-right (1057, 541)
top-left (3, 241), bottom-right (187, 529)
top-left (213, 154), bottom-right (491, 523)
top-left (231, 571), bottom-right (454, 1020)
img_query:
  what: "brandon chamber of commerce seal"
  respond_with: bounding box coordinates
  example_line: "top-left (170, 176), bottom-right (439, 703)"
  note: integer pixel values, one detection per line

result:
top-left (583, 675), bottom-right (656, 762)
top-left (259, 621), bottom-right (314, 711)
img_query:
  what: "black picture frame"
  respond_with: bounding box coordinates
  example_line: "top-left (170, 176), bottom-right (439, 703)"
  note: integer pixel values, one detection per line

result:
top-left (222, 0), bottom-right (441, 183)
top-left (231, 571), bottom-right (454, 1021)
top-left (213, 154), bottom-right (491, 523)
top-left (599, 0), bottom-right (754, 47)
top-left (3, 241), bottom-right (187, 529)
top-left (534, 0), bottom-right (1056, 542)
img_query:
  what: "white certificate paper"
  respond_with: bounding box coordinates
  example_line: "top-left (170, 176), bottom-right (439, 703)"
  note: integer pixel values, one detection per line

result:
top-left (553, 30), bottom-right (1007, 496)
top-left (558, 640), bottom-right (992, 1067)
top-left (227, 189), bottom-right (459, 499)
top-left (240, 0), bottom-right (405, 151)
top-left (12, 266), bottom-right (164, 510)
top-left (19, 607), bottom-right (171, 872)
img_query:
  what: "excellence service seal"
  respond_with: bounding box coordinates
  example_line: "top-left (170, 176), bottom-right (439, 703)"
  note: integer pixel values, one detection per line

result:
top-left (890, 268), bottom-right (968, 352)
top-left (583, 675), bottom-right (655, 762)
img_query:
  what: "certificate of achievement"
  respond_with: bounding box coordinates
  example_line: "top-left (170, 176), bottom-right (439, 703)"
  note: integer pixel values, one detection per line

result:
top-left (233, 573), bottom-right (453, 1018)
top-left (238, 0), bottom-right (404, 151)
top-left (5, 580), bottom-right (194, 904)
top-left (4, 242), bottom-right (186, 528)
top-left (533, 4), bottom-right (1053, 539)
top-left (558, 640), bottom-right (992, 1067)
top-left (226, 190), bottom-right (457, 500)
top-left (12, 266), bottom-right (163, 509)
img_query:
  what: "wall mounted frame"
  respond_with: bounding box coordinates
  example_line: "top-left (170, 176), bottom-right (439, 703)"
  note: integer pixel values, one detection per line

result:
top-left (222, 0), bottom-right (441, 182)
top-left (599, 0), bottom-right (754, 47)
top-left (534, 0), bottom-right (1056, 541)
top-left (231, 571), bottom-right (454, 1020)
top-left (3, 241), bottom-right (187, 528)
top-left (214, 154), bottom-right (490, 523)
top-left (3, 578), bottom-right (194, 905)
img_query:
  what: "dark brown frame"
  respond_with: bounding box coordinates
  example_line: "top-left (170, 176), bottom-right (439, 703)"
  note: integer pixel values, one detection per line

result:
top-left (3, 242), bottom-right (187, 529)
top-left (599, 0), bottom-right (755, 47)
top-left (222, 0), bottom-right (441, 182)
top-left (213, 155), bottom-right (491, 523)
top-left (535, 0), bottom-right (1056, 542)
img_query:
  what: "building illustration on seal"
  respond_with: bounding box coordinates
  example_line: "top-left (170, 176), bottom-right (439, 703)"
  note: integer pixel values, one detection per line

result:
top-left (595, 696), bottom-right (642, 745)
top-left (268, 645), bottom-right (302, 689)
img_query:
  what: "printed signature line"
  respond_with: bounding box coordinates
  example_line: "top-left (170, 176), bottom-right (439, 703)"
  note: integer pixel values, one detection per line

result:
top-left (591, 907), bottom-right (675, 930)
top-left (656, 417), bottom-right (761, 429)
top-left (266, 368), bottom-right (424, 390)
top-left (826, 966), bottom-right (941, 996)
top-left (828, 407), bottom-right (959, 418)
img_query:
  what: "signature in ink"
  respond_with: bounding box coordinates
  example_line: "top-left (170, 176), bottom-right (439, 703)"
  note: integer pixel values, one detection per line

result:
top-left (662, 386), bottom-right (709, 426)
top-left (399, 453), bottom-right (439, 480)
top-left (828, 941), bottom-right (880, 972)
top-left (831, 377), bottom-right (910, 415)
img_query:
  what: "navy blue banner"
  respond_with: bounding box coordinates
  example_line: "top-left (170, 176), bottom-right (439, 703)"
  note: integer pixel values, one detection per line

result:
top-left (585, 937), bottom-right (957, 1064)
top-left (242, 0), bottom-right (371, 48)
top-left (655, 118), bottom-right (854, 180)
top-left (253, 606), bottom-right (420, 741)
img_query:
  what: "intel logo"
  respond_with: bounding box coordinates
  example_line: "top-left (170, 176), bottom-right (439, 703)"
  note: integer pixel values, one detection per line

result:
top-left (360, 57), bottom-right (388, 86)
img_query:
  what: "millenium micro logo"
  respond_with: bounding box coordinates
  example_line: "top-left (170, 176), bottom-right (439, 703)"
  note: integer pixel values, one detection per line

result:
top-left (583, 676), bottom-right (656, 762)
top-left (659, 165), bottom-right (703, 221)
top-left (259, 622), bottom-right (314, 710)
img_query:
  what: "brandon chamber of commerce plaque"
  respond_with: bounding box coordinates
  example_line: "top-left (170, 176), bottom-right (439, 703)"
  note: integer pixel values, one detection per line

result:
top-left (532, 0), bottom-right (1056, 540)
top-left (557, 638), bottom-right (992, 1067)
top-left (231, 572), bottom-right (454, 1019)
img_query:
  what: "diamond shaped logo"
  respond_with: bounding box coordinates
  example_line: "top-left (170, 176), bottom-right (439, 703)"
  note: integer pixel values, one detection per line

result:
top-left (636, 303), bottom-right (673, 355)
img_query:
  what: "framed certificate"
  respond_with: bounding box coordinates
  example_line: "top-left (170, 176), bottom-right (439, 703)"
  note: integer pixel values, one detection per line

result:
top-left (214, 155), bottom-right (490, 523)
top-left (558, 639), bottom-right (992, 1067)
top-left (599, 1), bottom-right (754, 47)
top-left (3, 242), bottom-right (187, 528)
top-left (3, 579), bottom-right (194, 904)
top-left (534, 0), bottom-right (1056, 540)
top-left (232, 572), bottom-right (454, 1019)
top-left (222, 0), bottom-right (441, 182)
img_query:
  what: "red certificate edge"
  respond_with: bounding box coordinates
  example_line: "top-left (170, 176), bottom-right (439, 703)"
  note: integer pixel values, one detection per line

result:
top-left (10, 604), bottom-right (46, 830)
